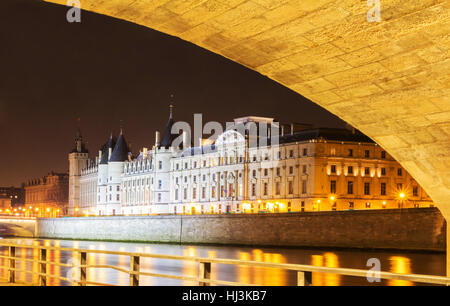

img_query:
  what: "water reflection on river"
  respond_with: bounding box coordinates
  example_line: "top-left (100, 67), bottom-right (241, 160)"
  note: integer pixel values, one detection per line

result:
top-left (0, 238), bottom-right (445, 286)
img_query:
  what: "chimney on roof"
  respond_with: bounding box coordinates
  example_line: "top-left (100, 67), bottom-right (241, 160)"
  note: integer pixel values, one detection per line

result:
top-left (155, 131), bottom-right (160, 147)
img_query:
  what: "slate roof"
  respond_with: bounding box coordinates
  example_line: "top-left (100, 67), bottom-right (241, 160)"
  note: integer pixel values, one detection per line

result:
top-left (110, 132), bottom-right (130, 162)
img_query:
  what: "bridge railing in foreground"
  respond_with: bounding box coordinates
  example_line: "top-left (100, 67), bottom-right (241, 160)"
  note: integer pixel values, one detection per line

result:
top-left (0, 242), bottom-right (449, 286)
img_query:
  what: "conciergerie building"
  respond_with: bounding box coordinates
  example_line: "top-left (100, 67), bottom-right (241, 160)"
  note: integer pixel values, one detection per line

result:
top-left (68, 108), bottom-right (433, 216)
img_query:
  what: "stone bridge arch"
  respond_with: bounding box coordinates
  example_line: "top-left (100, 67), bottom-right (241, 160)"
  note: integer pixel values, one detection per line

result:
top-left (44, 0), bottom-right (449, 271)
top-left (0, 218), bottom-right (36, 238)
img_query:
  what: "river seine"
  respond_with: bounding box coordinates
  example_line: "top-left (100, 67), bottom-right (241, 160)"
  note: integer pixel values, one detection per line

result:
top-left (0, 238), bottom-right (445, 286)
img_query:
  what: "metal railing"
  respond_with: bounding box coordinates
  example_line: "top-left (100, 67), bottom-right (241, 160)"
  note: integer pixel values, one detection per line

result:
top-left (0, 242), bottom-right (449, 286)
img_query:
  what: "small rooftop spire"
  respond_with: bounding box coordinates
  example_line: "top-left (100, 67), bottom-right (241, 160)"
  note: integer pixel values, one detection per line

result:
top-left (119, 119), bottom-right (124, 134)
top-left (169, 104), bottom-right (174, 119)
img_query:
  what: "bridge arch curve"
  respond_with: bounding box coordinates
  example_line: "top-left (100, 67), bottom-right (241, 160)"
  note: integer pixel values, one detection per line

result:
top-left (45, 1), bottom-right (450, 218)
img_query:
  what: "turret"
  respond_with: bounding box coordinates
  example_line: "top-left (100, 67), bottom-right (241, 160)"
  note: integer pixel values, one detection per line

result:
top-left (153, 106), bottom-right (175, 214)
top-left (97, 133), bottom-right (116, 216)
top-left (106, 129), bottom-right (130, 215)
top-left (68, 125), bottom-right (89, 215)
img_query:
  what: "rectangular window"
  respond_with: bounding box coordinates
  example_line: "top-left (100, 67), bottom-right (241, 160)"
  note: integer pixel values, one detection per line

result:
top-left (303, 148), bottom-right (307, 156)
top-left (183, 188), bottom-right (187, 200)
top-left (331, 165), bottom-right (336, 174)
top-left (365, 150), bottom-right (370, 158)
top-left (192, 188), bottom-right (196, 199)
top-left (275, 182), bottom-right (280, 195)
top-left (202, 187), bottom-right (206, 199)
top-left (413, 186), bottom-right (418, 197)
top-left (302, 180), bottom-right (307, 194)
top-left (348, 166), bottom-right (353, 175)
top-left (365, 167), bottom-right (370, 175)
top-left (289, 150), bottom-right (294, 158)
top-left (211, 187), bottom-right (216, 198)
top-left (397, 168), bottom-right (403, 176)
top-left (175, 189), bottom-right (179, 201)
top-left (302, 165), bottom-right (307, 174)
top-left (348, 149), bottom-right (353, 157)
top-left (364, 182), bottom-right (370, 195)
top-left (288, 181), bottom-right (293, 195)
top-left (330, 180), bottom-right (336, 194)
top-left (229, 183), bottom-right (234, 197)
top-left (349, 202), bottom-right (354, 209)
top-left (381, 151), bottom-right (386, 159)
top-left (158, 180), bottom-right (162, 189)
top-left (264, 169), bottom-right (268, 176)
top-left (158, 193), bottom-right (161, 202)
top-left (381, 183), bottom-right (386, 195)
top-left (263, 183), bottom-right (268, 196)
top-left (289, 166), bottom-right (294, 175)
top-left (252, 184), bottom-right (256, 197)
top-left (301, 201), bottom-right (305, 212)
top-left (348, 181), bottom-right (354, 194)
top-left (276, 168), bottom-right (280, 176)
top-left (116, 194), bottom-right (120, 201)
top-left (381, 168), bottom-right (386, 175)
top-left (159, 161), bottom-right (162, 169)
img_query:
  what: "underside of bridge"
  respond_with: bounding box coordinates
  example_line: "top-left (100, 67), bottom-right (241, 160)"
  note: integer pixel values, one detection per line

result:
top-left (45, 0), bottom-right (450, 269)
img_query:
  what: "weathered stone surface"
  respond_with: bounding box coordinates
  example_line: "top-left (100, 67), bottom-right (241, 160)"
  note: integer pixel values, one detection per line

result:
top-left (36, 208), bottom-right (446, 251)
top-left (45, 1), bottom-right (450, 222)
top-left (0, 218), bottom-right (36, 238)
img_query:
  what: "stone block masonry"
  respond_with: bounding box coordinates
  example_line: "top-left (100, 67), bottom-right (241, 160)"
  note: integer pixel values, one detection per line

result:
top-left (36, 208), bottom-right (446, 252)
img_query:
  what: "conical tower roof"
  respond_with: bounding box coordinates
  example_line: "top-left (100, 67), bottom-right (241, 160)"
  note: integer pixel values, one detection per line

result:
top-left (160, 105), bottom-right (175, 148)
top-left (110, 130), bottom-right (130, 162)
top-left (99, 133), bottom-right (116, 164)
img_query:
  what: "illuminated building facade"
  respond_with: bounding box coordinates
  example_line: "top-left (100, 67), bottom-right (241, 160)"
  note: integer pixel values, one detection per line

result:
top-left (0, 187), bottom-right (25, 214)
top-left (71, 110), bottom-right (433, 216)
top-left (24, 172), bottom-right (68, 217)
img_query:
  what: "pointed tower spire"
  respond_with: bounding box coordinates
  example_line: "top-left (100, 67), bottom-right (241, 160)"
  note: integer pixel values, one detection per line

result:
top-left (169, 104), bottom-right (174, 119)
top-left (71, 118), bottom-right (88, 153)
top-left (110, 130), bottom-right (130, 162)
top-left (100, 132), bottom-right (116, 164)
top-left (160, 104), bottom-right (175, 149)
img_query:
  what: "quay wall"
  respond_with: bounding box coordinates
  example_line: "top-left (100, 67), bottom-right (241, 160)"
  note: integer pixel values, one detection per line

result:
top-left (35, 208), bottom-right (446, 251)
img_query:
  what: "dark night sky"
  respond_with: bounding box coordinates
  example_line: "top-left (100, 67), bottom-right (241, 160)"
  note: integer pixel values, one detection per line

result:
top-left (0, 0), bottom-right (346, 187)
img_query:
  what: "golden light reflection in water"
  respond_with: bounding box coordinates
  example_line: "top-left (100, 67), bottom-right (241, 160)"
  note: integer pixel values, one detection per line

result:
top-left (238, 252), bottom-right (251, 285)
top-left (0, 240), bottom-right (438, 286)
top-left (388, 256), bottom-right (413, 286)
top-left (88, 245), bottom-right (96, 284)
top-left (182, 247), bottom-right (197, 285)
top-left (237, 250), bottom-right (287, 286)
top-left (51, 240), bottom-right (61, 286)
top-left (117, 246), bottom-right (128, 286)
top-left (97, 244), bottom-right (107, 286)
top-left (311, 252), bottom-right (341, 286)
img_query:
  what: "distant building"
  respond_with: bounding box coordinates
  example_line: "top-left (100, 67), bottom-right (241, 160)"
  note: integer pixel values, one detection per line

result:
top-left (0, 186), bottom-right (24, 214)
top-left (70, 109), bottom-right (433, 216)
top-left (24, 172), bottom-right (69, 217)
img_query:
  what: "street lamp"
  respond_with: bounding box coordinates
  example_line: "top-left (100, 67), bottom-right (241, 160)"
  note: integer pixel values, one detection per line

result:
top-left (398, 192), bottom-right (406, 208)
top-left (329, 195), bottom-right (337, 211)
